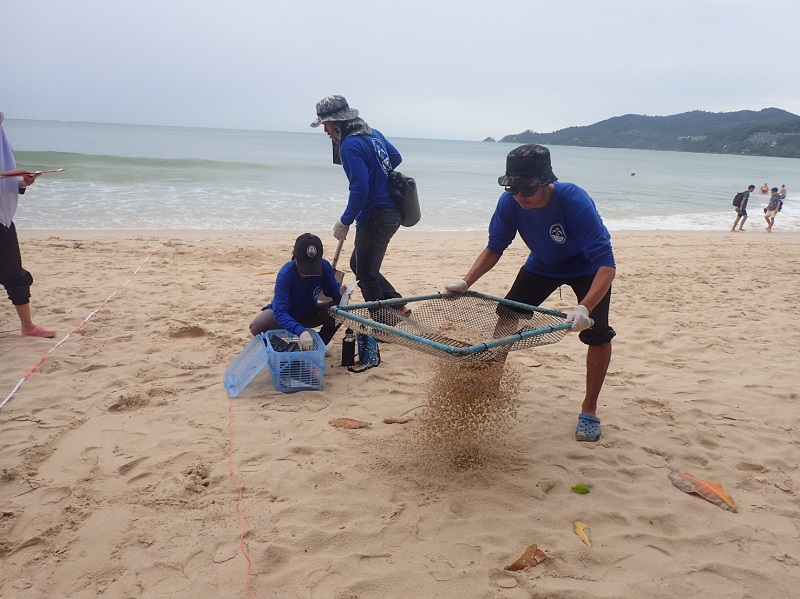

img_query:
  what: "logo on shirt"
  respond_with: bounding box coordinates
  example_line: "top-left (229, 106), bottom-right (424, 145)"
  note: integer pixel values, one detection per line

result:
top-left (371, 137), bottom-right (391, 175)
top-left (550, 224), bottom-right (566, 244)
top-left (306, 245), bottom-right (318, 258)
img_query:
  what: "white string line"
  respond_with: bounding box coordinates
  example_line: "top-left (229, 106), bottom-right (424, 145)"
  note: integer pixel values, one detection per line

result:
top-left (1, 254), bottom-right (152, 410)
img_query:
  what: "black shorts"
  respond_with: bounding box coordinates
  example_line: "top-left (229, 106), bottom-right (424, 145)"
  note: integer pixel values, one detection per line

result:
top-left (503, 266), bottom-right (615, 346)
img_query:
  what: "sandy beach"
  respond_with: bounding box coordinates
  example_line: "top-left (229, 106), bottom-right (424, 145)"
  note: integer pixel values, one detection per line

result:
top-left (2, 228), bottom-right (799, 599)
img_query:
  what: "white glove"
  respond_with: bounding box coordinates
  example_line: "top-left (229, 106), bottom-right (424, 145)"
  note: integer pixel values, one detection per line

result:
top-left (299, 331), bottom-right (314, 351)
top-left (565, 305), bottom-right (594, 332)
top-left (445, 279), bottom-right (469, 293)
top-left (333, 220), bottom-right (349, 241)
top-left (339, 280), bottom-right (359, 307)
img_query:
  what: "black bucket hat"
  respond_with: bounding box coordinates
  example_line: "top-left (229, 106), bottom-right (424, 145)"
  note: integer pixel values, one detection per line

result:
top-left (293, 233), bottom-right (323, 276)
top-left (498, 144), bottom-right (558, 187)
top-left (310, 95), bottom-right (360, 128)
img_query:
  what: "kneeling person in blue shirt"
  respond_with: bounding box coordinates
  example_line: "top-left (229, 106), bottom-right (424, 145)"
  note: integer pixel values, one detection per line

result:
top-left (445, 144), bottom-right (616, 442)
top-left (250, 233), bottom-right (342, 350)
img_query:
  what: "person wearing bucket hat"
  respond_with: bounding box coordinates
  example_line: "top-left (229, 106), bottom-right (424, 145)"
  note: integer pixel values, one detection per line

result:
top-left (311, 95), bottom-right (409, 312)
top-left (309, 95), bottom-right (360, 128)
top-left (249, 233), bottom-right (343, 350)
top-left (444, 144), bottom-right (616, 442)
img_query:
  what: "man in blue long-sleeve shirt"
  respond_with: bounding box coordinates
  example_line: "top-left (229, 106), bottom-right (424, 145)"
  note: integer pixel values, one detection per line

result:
top-left (446, 145), bottom-right (616, 442)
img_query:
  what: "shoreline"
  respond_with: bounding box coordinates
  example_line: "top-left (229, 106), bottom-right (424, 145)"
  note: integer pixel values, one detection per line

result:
top-left (17, 227), bottom-right (800, 237)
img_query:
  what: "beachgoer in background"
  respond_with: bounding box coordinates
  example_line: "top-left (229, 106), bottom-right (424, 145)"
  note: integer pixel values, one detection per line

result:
top-left (779, 185), bottom-right (787, 199)
top-left (760, 183), bottom-right (769, 194)
top-left (731, 184), bottom-right (756, 232)
top-left (445, 144), bottom-right (616, 442)
top-left (249, 233), bottom-right (341, 349)
top-left (764, 188), bottom-right (783, 232)
top-left (311, 95), bottom-right (409, 314)
top-left (0, 112), bottom-right (56, 338)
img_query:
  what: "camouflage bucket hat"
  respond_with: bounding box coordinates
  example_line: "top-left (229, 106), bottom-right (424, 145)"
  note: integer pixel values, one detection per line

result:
top-left (498, 144), bottom-right (558, 187)
top-left (310, 95), bottom-right (360, 128)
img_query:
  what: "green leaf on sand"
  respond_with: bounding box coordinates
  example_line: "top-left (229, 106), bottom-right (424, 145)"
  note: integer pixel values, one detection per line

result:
top-left (571, 483), bottom-right (591, 494)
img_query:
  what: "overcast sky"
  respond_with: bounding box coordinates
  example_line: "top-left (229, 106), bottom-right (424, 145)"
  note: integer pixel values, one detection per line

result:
top-left (3, 0), bottom-right (799, 141)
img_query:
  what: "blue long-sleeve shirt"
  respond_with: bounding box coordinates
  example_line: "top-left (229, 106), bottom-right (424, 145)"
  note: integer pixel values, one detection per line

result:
top-left (264, 259), bottom-right (342, 336)
top-left (487, 181), bottom-right (615, 278)
top-left (339, 129), bottom-right (402, 225)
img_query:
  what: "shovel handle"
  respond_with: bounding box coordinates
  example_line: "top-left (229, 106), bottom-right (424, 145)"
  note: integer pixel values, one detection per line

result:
top-left (331, 238), bottom-right (344, 269)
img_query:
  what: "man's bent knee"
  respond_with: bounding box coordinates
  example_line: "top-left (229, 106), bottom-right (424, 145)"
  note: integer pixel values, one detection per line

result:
top-left (579, 326), bottom-right (616, 346)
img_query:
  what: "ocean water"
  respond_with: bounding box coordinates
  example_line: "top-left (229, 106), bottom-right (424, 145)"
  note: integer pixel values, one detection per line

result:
top-left (5, 119), bottom-right (798, 231)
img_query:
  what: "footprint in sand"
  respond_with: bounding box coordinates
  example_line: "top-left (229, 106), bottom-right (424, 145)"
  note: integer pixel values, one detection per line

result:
top-left (170, 325), bottom-right (207, 339)
top-left (183, 464), bottom-right (211, 492)
top-left (107, 394), bottom-right (149, 412)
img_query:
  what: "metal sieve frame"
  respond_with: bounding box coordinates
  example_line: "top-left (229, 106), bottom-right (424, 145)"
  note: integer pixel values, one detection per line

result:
top-left (329, 291), bottom-right (573, 361)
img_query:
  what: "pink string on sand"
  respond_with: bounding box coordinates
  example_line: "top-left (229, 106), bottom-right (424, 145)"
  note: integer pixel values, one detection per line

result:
top-left (227, 396), bottom-right (255, 599)
top-left (0, 254), bottom-right (151, 410)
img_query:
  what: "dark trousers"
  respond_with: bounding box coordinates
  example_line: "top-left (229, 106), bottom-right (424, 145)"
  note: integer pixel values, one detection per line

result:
top-left (349, 206), bottom-right (402, 302)
top-left (0, 222), bottom-right (33, 306)
top-left (250, 300), bottom-right (339, 344)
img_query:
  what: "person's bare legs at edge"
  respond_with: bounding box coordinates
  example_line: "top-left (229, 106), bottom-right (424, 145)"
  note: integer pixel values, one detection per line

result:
top-left (15, 302), bottom-right (54, 337)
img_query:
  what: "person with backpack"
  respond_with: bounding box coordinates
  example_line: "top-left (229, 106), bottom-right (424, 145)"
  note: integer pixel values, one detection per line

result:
top-left (731, 185), bottom-right (756, 232)
top-left (310, 95), bottom-right (410, 316)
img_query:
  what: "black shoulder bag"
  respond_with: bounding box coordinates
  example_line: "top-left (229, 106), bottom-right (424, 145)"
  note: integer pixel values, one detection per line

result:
top-left (367, 137), bottom-right (421, 227)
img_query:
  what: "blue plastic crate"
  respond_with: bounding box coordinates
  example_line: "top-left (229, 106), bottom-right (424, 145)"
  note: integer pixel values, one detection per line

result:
top-left (224, 329), bottom-right (326, 397)
top-left (224, 333), bottom-right (270, 398)
top-left (265, 329), bottom-right (326, 393)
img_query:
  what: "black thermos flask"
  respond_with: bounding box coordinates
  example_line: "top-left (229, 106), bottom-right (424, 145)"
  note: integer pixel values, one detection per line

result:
top-left (341, 328), bottom-right (355, 366)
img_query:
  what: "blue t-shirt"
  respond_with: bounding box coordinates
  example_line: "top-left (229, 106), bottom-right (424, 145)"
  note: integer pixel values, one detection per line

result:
top-left (265, 259), bottom-right (342, 336)
top-left (339, 129), bottom-right (402, 225)
top-left (487, 181), bottom-right (615, 278)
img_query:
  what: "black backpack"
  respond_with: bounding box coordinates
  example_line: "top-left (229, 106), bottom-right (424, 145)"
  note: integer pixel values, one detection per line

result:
top-left (732, 192), bottom-right (746, 207)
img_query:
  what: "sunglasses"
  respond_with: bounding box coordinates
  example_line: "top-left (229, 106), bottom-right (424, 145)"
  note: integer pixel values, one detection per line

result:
top-left (505, 183), bottom-right (543, 197)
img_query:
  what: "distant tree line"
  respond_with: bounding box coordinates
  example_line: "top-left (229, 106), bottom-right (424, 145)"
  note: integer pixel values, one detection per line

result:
top-left (496, 108), bottom-right (800, 158)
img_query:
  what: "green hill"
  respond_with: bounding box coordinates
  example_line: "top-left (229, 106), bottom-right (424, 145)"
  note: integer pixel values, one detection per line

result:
top-left (498, 108), bottom-right (800, 158)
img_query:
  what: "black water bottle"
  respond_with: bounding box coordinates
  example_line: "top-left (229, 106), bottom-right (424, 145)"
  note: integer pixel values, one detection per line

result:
top-left (341, 328), bottom-right (356, 366)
